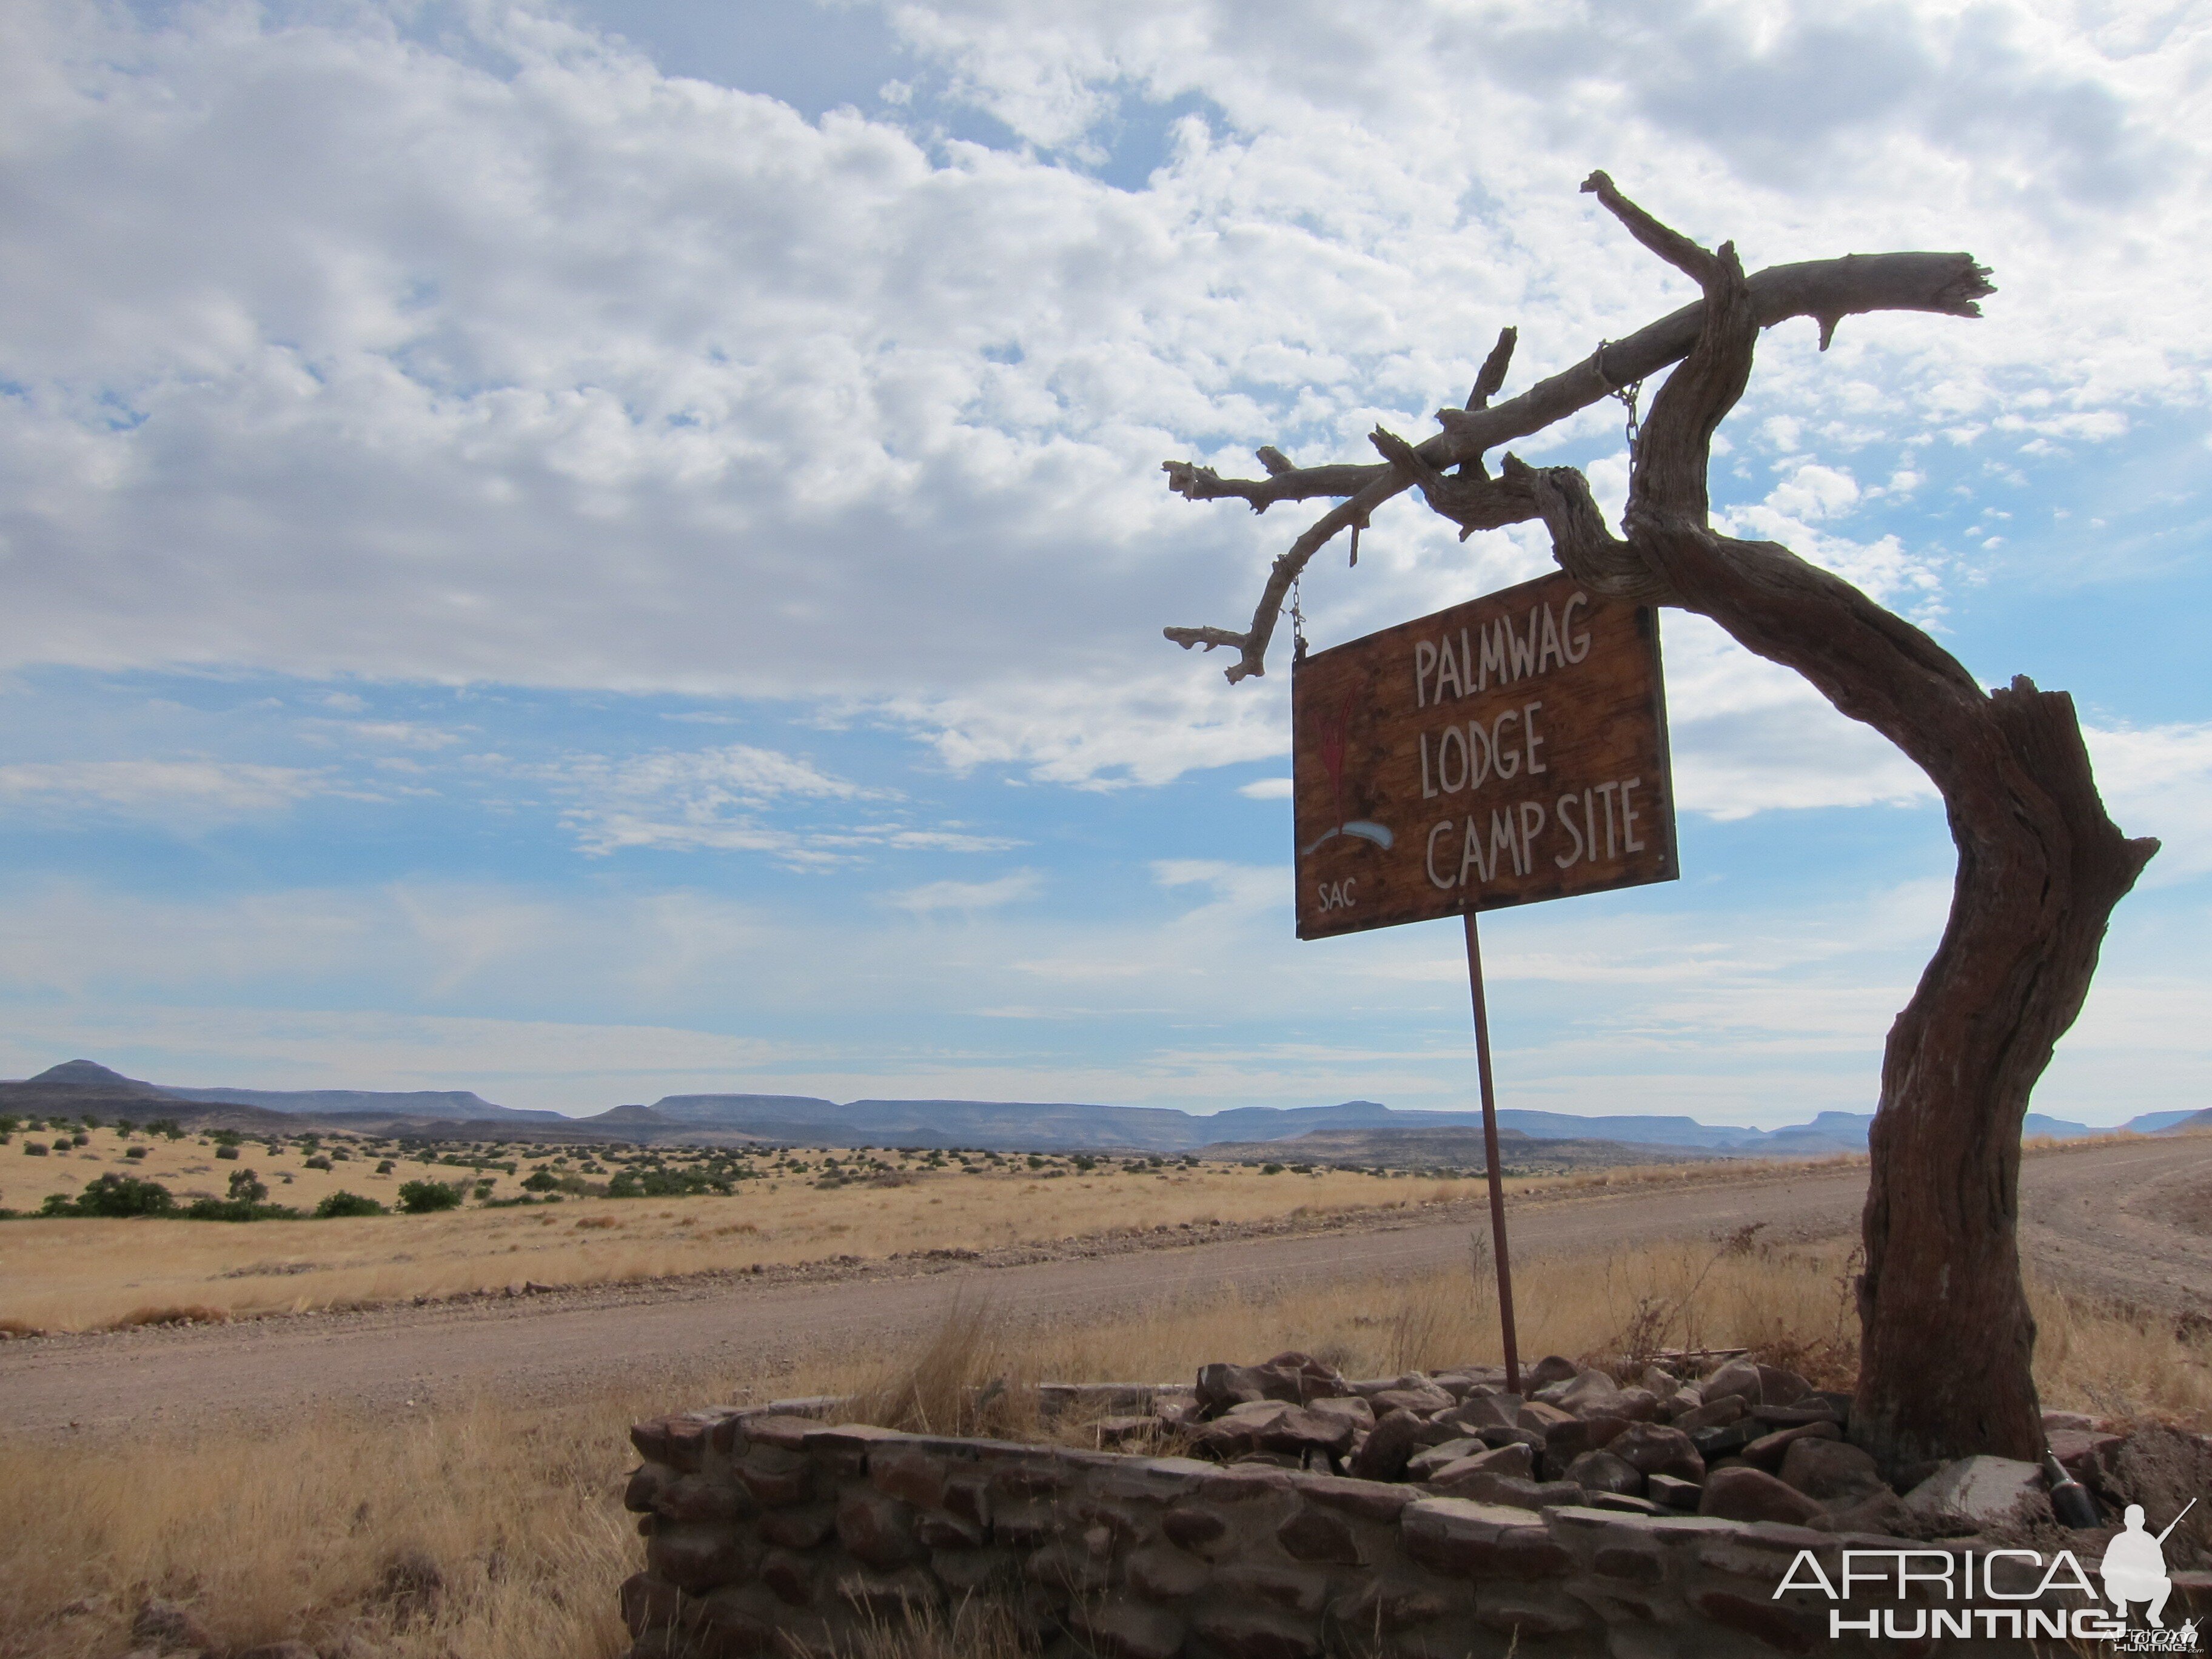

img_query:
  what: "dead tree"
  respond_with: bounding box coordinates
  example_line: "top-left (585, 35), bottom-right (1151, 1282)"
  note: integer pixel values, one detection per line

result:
top-left (1161, 173), bottom-right (2158, 1476)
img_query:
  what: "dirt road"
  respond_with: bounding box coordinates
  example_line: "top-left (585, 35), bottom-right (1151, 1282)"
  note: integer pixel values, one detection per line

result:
top-left (5, 1136), bottom-right (2207, 1436)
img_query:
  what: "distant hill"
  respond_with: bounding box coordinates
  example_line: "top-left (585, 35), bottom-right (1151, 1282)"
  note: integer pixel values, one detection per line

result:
top-left (166, 1087), bottom-right (565, 1123)
top-left (1, 1058), bottom-right (2187, 1155)
top-left (1198, 1125), bottom-right (1740, 1172)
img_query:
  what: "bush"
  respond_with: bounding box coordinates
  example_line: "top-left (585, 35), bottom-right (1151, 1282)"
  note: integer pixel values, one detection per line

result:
top-left (69, 1132), bottom-right (89, 1147)
top-left (146, 1118), bottom-right (183, 1139)
top-left (397, 1180), bottom-right (463, 1214)
top-left (227, 1169), bottom-right (269, 1204)
top-left (304, 1155), bottom-right (333, 1171)
top-left (375, 1159), bottom-right (395, 1175)
top-left (182, 1197), bottom-right (303, 1221)
top-left (40, 1173), bottom-right (177, 1218)
top-left (23, 1142), bottom-right (48, 1157)
top-left (315, 1190), bottom-right (384, 1218)
top-left (521, 1169), bottom-right (559, 1193)
top-left (126, 1145), bottom-right (149, 1159)
top-left (215, 1144), bottom-right (241, 1161)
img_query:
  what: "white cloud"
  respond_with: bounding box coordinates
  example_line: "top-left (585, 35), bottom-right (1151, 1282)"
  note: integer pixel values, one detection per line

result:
top-left (889, 869), bottom-right (1044, 912)
top-left (0, 0), bottom-right (2197, 794)
top-left (0, 758), bottom-right (330, 819)
top-left (2086, 721), bottom-right (2212, 882)
top-left (1239, 776), bottom-right (1293, 799)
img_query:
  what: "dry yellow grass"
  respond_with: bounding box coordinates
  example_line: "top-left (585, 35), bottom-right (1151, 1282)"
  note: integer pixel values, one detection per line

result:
top-left (5, 1230), bottom-right (2207, 1659)
top-left (5, 1130), bottom-right (2168, 1335)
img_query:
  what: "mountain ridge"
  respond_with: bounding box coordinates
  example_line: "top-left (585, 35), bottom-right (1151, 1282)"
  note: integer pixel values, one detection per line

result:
top-left (1, 1060), bottom-right (2187, 1155)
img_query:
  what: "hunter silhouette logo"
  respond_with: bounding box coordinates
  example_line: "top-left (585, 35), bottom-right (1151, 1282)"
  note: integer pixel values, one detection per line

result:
top-left (1301, 691), bottom-right (1394, 856)
top-left (2106, 1501), bottom-right (2187, 1627)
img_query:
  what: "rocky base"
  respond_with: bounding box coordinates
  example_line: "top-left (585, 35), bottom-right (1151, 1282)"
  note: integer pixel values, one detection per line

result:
top-left (621, 1353), bottom-right (2212, 1658)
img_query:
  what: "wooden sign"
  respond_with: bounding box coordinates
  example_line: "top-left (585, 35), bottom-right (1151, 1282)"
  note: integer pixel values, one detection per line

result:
top-left (1292, 570), bottom-right (1677, 940)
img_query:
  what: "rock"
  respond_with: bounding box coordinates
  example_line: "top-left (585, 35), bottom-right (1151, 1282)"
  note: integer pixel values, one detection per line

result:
top-left (1190, 1402), bottom-right (1357, 1462)
top-left (1672, 1395), bottom-right (1745, 1433)
top-left (1447, 1392), bottom-right (1521, 1430)
top-left (1126, 1543), bottom-right (1210, 1598)
top-left (1564, 1449), bottom-right (1644, 1496)
top-left (1370, 1384), bottom-right (1455, 1417)
top-left (1661, 1387), bottom-right (1703, 1417)
top-left (648, 1522), bottom-right (760, 1592)
top-left (2042, 1409), bottom-right (2097, 1434)
top-left (1304, 1395), bottom-right (1374, 1430)
top-left (1549, 1370), bottom-right (1627, 1415)
top-left (1403, 1496), bottom-right (1574, 1578)
top-left (230, 1644), bottom-right (317, 1659)
top-left (1688, 1419), bottom-right (1759, 1461)
top-left (1648, 1473), bottom-right (1703, 1512)
top-left (1404, 1437), bottom-right (1486, 1480)
top-left (1541, 1414), bottom-right (1629, 1474)
top-left (1756, 1364), bottom-right (1812, 1406)
top-left (1638, 1365), bottom-right (1681, 1396)
top-left (1779, 1437), bottom-right (1886, 1504)
top-left (1475, 1424), bottom-right (1546, 1456)
top-left (1580, 1491), bottom-right (1667, 1517)
top-left (1429, 1443), bottom-right (1536, 1490)
top-left (1188, 1603), bottom-right (1323, 1659)
top-left (1809, 1487), bottom-right (1912, 1537)
top-left (1605, 1422), bottom-right (1706, 1484)
top-left (1698, 1466), bottom-right (1825, 1526)
top-left (1524, 1355), bottom-right (1579, 1390)
top-left (130, 1600), bottom-right (212, 1654)
top-left (1081, 1597), bottom-right (1187, 1659)
top-left (1435, 1472), bottom-right (1583, 1512)
top-left (1346, 1409), bottom-right (1425, 1481)
top-left (1900, 1456), bottom-right (2051, 1531)
top-left (1517, 1401), bottom-right (1574, 1432)
top-left (836, 1490), bottom-right (922, 1570)
top-left (1701, 1357), bottom-right (1762, 1407)
top-left (1612, 1387), bottom-right (1661, 1423)
top-left (1276, 1505), bottom-right (1361, 1564)
top-left (1742, 1419), bottom-right (1839, 1473)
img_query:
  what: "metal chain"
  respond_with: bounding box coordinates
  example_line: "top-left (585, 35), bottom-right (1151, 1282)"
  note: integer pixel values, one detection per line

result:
top-left (1290, 574), bottom-right (1308, 665)
top-left (1595, 338), bottom-right (1646, 461)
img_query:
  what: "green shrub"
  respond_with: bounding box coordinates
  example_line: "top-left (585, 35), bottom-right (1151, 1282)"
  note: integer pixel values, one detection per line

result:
top-left (226, 1169), bottom-right (269, 1204)
top-left (1261, 1162), bottom-right (1284, 1175)
top-left (146, 1118), bottom-right (183, 1139)
top-left (24, 1142), bottom-right (49, 1156)
top-left (41, 1173), bottom-right (177, 1218)
top-left (215, 1144), bottom-right (241, 1161)
top-left (521, 1169), bottom-right (559, 1193)
top-left (183, 1197), bottom-right (303, 1221)
top-left (314, 1190), bottom-right (384, 1218)
top-left (375, 1159), bottom-right (395, 1175)
top-left (304, 1155), bottom-right (333, 1171)
top-left (126, 1145), bottom-right (149, 1160)
top-left (69, 1132), bottom-right (89, 1147)
top-left (397, 1180), bottom-right (463, 1214)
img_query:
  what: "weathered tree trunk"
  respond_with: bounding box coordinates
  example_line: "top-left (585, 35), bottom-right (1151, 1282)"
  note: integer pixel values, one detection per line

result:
top-left (1160, 172), bottom-right (2158, 1473)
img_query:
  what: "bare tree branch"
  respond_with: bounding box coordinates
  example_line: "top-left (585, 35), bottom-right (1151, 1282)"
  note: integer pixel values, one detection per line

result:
top-left (1162, 246), bottom-right (1991, 681)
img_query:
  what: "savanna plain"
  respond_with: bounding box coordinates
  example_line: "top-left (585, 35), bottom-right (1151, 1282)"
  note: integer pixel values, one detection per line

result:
top-left (4, 1121), bottom-right (2210, 1659)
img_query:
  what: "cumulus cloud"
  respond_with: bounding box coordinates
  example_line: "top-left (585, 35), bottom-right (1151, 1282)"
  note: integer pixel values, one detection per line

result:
top-left (0, 0), bottom-right (2198, 790)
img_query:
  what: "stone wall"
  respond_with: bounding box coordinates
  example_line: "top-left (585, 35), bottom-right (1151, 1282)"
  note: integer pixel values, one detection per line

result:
top-left (619, 1400), bottom-right (2209, 1658)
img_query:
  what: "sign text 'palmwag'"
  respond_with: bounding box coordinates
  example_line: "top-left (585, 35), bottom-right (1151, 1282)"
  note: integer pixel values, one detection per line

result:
top-left (1292, 569), bottom-right (1678, 940)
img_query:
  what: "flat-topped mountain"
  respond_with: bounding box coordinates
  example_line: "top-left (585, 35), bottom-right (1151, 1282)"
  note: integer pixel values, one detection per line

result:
top-left (0, 1059), bottom-right (2177, 1155)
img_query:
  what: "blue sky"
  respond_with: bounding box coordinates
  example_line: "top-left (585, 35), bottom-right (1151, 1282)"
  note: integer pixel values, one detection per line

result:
top-left (0, 0), bottom-right (2205, 1124)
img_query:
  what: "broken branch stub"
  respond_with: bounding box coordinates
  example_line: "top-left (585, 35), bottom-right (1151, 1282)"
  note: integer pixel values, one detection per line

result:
top-left (1159, 175), bottom-right (2151, 1476)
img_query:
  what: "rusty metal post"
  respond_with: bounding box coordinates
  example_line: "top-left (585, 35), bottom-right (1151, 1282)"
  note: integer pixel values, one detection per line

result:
top-left (1463, 910), bottom-right (1521, 1393)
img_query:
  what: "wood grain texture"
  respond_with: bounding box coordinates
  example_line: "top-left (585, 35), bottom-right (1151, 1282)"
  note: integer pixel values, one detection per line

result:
top-left (1291, 572), bottom-right (1675, 940)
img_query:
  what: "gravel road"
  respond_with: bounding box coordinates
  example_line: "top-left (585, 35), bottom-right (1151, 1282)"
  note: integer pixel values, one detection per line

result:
top-left (5, 1136), bottom-right (2207, 1438)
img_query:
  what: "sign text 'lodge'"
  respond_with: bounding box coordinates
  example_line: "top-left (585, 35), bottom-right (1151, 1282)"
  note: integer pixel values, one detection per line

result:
top-left (1292, 570), bottom-right (1677, 940)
